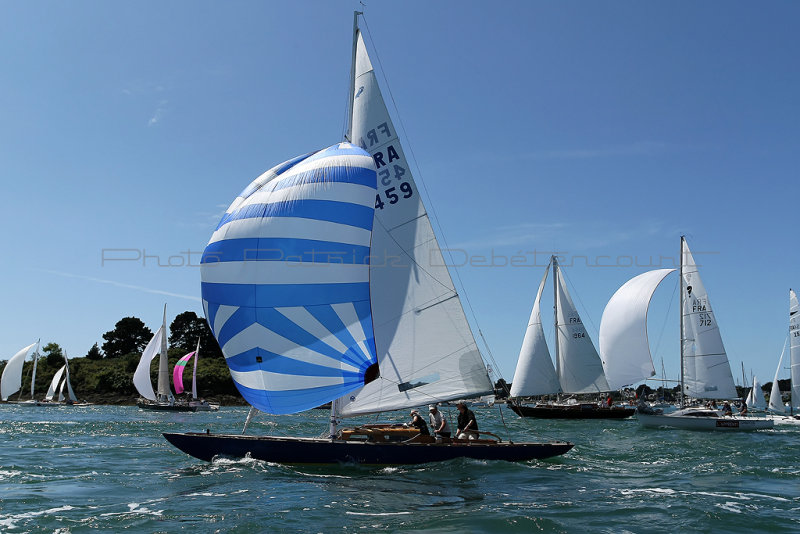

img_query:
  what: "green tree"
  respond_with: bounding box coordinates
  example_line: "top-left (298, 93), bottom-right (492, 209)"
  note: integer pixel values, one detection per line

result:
top-left (169, 311), bottom-right (223, 358)
top-left (42, 342), bottom-right (64, 366)
top-left (85, 342), bottom-right (103, 360)
top-left (102, 317), bottom-right (152, 358)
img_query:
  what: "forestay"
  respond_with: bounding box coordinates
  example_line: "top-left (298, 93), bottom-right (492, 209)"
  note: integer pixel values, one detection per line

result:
top-left (790, 289), bottom-right (800, 410)
top-left (133, 327), bottom-right (165, 401)
top-left (336, 31), bottom-right (492, 417)
top-left (201, 143), bottom-right (379, 415)
top-left (555, 265), bottom-right (609, 394)
top-left (599, 269), bottom-right (675, 390)
top-left (680, 240), bottom-right (737, 399)
top-left (0, 342), bottom-right (36, 400)
top-left (510, 262), bottom-right (561, 397)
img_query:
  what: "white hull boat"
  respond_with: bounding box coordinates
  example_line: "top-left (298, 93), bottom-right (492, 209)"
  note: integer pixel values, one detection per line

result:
top-left (637, 407), bottom-right (773, 431)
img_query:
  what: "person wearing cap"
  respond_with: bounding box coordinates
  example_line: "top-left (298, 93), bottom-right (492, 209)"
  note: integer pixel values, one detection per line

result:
top-left (408, 410), bottom-right (430, 436)
top-left (428, 404), bottom-right (451, 442)
top-left (456, 401), bottom-right (479, 440)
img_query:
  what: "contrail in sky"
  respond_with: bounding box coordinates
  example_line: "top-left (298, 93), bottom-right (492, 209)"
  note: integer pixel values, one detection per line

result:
top-left (37, 269), bottom-right (201, 303)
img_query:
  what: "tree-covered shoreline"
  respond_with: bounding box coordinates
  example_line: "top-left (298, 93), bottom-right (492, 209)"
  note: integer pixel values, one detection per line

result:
top-left (0, 311), bottom-right (247, 406)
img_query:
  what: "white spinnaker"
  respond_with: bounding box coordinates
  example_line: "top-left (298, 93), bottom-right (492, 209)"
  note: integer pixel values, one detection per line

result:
top-left (768, 338), bottom-right (787, 413)
top-left (133, 327), bottom-right (164, 401)
top-left (599, 269), bottom-right (676, 390)
top-left (790, 289), bottom-right (800, 410)
top-left (680, 240), bottom-right (737, 399)
top-left (46, 365), bottom-right (66, 401)
top-left (555, 266), bottom-right (609, 394)
top-left (0, 343), bottom-right (37, 401)
top-left (748, 376), bottom-right (765, 410)
top-left (510, 263), bottom-right (560, 397)
top-left (337, 31), bottom-right (491, 416)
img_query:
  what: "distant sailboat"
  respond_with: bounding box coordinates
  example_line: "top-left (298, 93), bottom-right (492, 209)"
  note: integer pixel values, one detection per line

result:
top-left (164, 11), bottom-right (573, 464)
top-left (509, 256), bottom-right (634, 419)
top-left (1, 341), bottom-right (39, 404)
top-left (600, 237), bottom-right (772, 431)
top-left (37, 352), bottom-right (85, 406)
top-left (745, 376), bottom-right (766, 411)
top-left (172, 339), bottom-right (219, 412)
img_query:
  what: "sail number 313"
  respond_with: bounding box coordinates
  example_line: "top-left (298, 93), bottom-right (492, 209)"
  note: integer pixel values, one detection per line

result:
top-left (375, 182), bottom-right (413, 210)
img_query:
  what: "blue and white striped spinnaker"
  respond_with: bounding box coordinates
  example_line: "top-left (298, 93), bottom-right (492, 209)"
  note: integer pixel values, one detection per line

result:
top-left (201, 143), bottom-right (379, 414)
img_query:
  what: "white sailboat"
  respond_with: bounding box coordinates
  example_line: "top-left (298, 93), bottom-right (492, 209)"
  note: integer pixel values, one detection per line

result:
top-left (768, 290), bottom-right (800, 424)
top-left (745, 376), bottom-right (765, 411)
top-left (37, 351), bottom-right (84, 406)
top-left (599, 237), bottom-right (772, 430)
top-left (508, 256), bottom-right (634, 419)
top-left (134, 306), bottom-right (186, 411)
top-left (1, 341), bottom-right (40, 404)
top-left (164, 12), bottom-right (573, 464)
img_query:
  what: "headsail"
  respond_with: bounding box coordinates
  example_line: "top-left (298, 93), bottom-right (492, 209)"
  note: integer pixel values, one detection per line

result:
top-left (790, 289), bottom-right (800, 410)
top-left (768, 338), bottom-right (787, 413)
top-left (680, 239), bottom-right (737, 399)
top-left (510, 261), bottom-right (560, 397)
top-left (335, 29), bottom-right (492, 416)
top-left (599, 269), bottom-right (675, 390)
top-left (133, 326), bottom-right (165, 401)
top-left (45, 365), bottom-right (67, 401)
top-left (201, 143), bottom-right (379, 415)
top-left (0, 342), bottom-right (37, 401)
top-left (173, 351), bottom-right (196, 396)
top-left (554, 263), bottom-right (609, 394)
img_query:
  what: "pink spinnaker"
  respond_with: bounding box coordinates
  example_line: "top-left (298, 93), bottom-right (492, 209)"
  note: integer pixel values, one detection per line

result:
top-left (173, 351), bottom-right (196, 396)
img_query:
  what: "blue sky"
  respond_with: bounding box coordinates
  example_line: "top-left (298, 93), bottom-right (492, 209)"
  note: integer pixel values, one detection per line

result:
top-left (1, 1), bottom-right (797, 390)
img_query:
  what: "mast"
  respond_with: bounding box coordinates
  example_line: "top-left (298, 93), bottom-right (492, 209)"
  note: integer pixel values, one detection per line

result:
top-left (192, 337), bottom-right (200, 400)
top-left (553, 255), bottom-right (560, 386)
top-left (157, 304), bottom-right (172, 403)
top-left (30, 339), bottom-right (40, 400)
top-left (679, 236), bottom-right (685, 408)
top-left (344, 10), bottom-right (362, 142)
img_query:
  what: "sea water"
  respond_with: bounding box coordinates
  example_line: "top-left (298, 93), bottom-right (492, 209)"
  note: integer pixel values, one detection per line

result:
top-left (0, 404), bottom-right (797, 533)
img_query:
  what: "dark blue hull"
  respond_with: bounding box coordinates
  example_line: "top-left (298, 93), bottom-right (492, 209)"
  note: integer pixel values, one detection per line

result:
top-left (163, 432), bottom-right (574, 465)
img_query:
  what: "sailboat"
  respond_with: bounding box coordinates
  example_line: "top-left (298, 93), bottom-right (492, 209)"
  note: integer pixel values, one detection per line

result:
top-left (599, 237), bottom-right (772, 430)
top-left (745, 376), bottom-right (765, 411)
top-left (172, 339), bottom-right (219, 412)
top-left (767, 289), bottom-right (800, 424)
top-left (1, 341), bottom-right (40, 405)
top-left (134, 306), bottom-right (185, 411)
top-left (508, 256), bottom-right (634, 419)
top-left (37, 352), bottom-right (84, 406)
top-left (164, 12), bottom-right (573, 464)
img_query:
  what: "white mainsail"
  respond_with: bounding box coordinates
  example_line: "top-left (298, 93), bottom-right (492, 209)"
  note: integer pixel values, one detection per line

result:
top-left (336, 30), bottom-right (492, 416)
top-left (1, 342), bottom-right (37, 401)
top-left (555, 263), bottom-right (609, 394)
top-left (790, 289), bottom-right (800, 410)
top-left (63, 356), bottom-right (77, 403)
top-left (680, 239), bottom-right (737, 399)
top-left (510, 262), bottom-right (561, 397)
top-left (599, 269), bottom-right (676, 390)
top-left (133, 326), bottom-right (165, 401)
top-left (45, 365), bottom-right (66, 401)
top-left (768, 338), bottom-right (787, 413)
